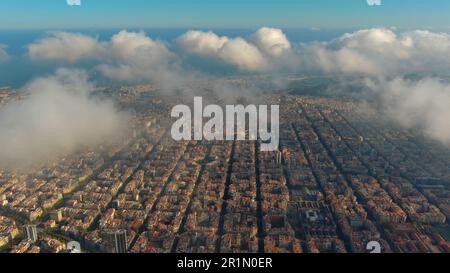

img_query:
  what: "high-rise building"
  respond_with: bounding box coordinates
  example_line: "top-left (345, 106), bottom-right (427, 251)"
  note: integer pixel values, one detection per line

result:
top-left (275, 150), bottom-right (282, 165)
top-left (23, 225), bottom-right (38, 243)
top-left (114, 230), bottom-right (127, 253)
top-left (104, 230), bottom-right (128, 253)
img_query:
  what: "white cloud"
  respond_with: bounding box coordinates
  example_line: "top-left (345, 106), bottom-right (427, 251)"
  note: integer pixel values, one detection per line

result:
top-left (218, 37), bottom-right (267, 71)
top-left (97, 30), bottom-right (175, 81)
top-left (300, 28), bottom-right (450, 77)
top-left (251, 27), bottom-right (291, 57)
top-left (19, 27), bottom-right (450, 148)
top-left (177, 28), bottom-right (295, 71)
top-left (26, 28), bottom-right (450, 79)
top-left (28, 32), bottom-right (104, 62)
top-left (178, 30), bottom-right (268, 71)
top-left (371, 78), bottom-right (450, 145)
top-left (27, 30), bottom-right (180, 82)
top-left (0, 69), bottom-right (129, 168)
top-left (177, 30), bottom-right (229, 56)
top-left (108, 30), bottom-right (171, 63)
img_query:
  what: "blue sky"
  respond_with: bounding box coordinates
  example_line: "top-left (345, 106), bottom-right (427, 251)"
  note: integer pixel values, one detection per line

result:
top-left (0, 0), bottom-right (450, 30)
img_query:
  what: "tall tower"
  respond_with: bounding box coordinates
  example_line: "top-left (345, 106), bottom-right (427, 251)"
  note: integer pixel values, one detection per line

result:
top-left (23, 225), bottom-right (38, 243)
top-left (275, 150), bottom-right (282, 165)
top-left (114, 230), bottom-right (128, 253)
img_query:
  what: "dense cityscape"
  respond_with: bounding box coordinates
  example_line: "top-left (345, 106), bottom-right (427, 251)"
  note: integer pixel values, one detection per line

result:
top-left (1, 84), bottom-right (450, 253)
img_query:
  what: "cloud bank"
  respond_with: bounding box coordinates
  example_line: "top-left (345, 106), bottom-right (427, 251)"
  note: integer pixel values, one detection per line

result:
top-left (27, 30), bottom-right (179, 83)
top-left (28, 32), bottom-right (104, 62)
top-left (251, 27), bottom-right (292, 57)
top-left (300, 28), bottom-right (450, 77)
top-left (0, 69), bottom-right (130, 168)
top-left (177, 27), bottom-right (293, 71)
top-left (177, 30), bottom-right (267, 71)
top-left (97, 30), bottom-right (176, 82)
top-left (26, 27), bottom-right (450, 77)
top-left (177, 27), bottom-right (450, 78)
top-left (374, 78), bottom-right (450, 145)
top-left (22, 27), bottom-right (450, 147)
